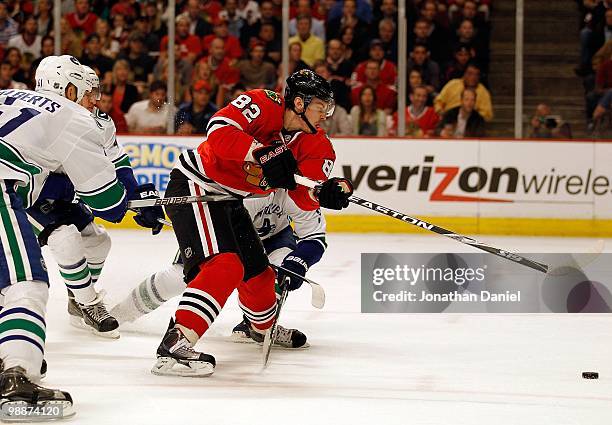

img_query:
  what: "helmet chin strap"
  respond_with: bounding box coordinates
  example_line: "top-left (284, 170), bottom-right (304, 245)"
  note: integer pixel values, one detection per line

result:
top-left (298, 110), bottom-right (318, 134)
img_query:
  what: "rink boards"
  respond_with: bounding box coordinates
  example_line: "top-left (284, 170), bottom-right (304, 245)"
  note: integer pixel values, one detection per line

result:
top-left (107, 135), bottom-right (612, 237)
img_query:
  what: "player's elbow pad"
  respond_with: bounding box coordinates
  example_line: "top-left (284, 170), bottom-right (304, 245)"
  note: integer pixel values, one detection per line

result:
top-left (116, 168), bottom-right (139, 200)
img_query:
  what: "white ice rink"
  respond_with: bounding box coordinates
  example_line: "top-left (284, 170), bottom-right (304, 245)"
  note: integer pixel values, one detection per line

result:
top-left (39, 230), bottom-right (612, 425)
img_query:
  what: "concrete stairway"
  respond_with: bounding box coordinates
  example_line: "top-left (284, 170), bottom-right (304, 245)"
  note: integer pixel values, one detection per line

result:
top-left (487, 0), bottom-right (586, 138)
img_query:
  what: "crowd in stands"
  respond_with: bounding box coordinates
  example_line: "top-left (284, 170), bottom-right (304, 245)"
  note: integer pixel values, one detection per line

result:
top-left (577, 0), bottom-right (612, 137)
top-left (0, 0), bottom-right (494, 138)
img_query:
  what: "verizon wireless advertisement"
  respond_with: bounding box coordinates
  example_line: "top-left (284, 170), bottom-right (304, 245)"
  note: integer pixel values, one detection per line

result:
top-left (119, 136), bottom-right (612, 219)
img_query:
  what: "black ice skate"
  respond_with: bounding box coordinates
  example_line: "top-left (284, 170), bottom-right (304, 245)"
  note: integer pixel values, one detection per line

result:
top-left (230, 316), bottom-right (252, 342)
top-left (249, 324), bottom-right (309, 349)
top-left (68, 290), bottom-right (119, 339)
top-left (0, 359), bottom-right (47, 381)
top-left (151, 328), bottom-right (216, 377)
top-left (0, 366), bottom-right (75, 421)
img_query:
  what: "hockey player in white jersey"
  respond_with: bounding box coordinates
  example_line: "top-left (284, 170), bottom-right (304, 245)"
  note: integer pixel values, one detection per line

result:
top-left (0, 54), bottom-right (129, 416)
top-left (111, 188), bottom-right (327, 348)
top-left (25, 65), bottom-right (164, 339)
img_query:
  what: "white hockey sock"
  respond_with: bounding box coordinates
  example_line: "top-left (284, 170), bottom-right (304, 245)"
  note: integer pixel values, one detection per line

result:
top-left (47, 225), bottom-right (96, 304)
top-left (81, 223), bottom-right (111, 285)
top-left (0, 281), bottom-right (48, 381)
top-left (111, 263), bottom-right (185, 324)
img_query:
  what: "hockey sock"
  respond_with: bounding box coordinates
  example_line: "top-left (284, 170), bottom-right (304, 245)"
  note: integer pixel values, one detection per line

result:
top-left (237, 266), bottom-right (277, 331)
top-left (175, 253), bottom-right (243, 337)
top-left (47, 225), bottom-right (97, 304)
top-left (111, 264), bottom-right (185, 323)
top-left (81, 223), bottom-right (111, 284)
top-left (0, 280), bottom-right (48, 381)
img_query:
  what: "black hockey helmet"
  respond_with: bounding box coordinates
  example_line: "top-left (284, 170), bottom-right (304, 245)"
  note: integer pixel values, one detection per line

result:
top-left (285, 70), bottom-right (335, 132)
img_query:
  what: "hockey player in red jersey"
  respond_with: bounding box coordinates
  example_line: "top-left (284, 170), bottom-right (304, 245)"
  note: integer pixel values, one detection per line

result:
top-left (152, 70), bottom-right (353, 377)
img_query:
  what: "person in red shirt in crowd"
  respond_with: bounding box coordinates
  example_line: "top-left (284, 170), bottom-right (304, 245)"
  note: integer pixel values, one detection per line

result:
top-left (66, 0), bottom-right (98, 36)
top-left (351, 60), bottom-right (397, 113)
top-left (198, 37), bottom-right (240, 92)
top-left (151, 70), bottom-right (352, 377)
top-left (98, 89), bottom-right (128, 133)
top-left (391, 84), bottom-right (440, 137)
top-left (161, 15), bottom-right (202, 65)
top-left (110, 0), bottom-right (138, 22)
top-left (202, 16), bottom-right (243, 60)
top-left (351, 38), bottom-right (397, 87)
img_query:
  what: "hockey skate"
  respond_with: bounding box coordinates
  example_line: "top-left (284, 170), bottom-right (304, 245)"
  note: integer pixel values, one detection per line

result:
top-left (151, 328), bottom-right (215, 377)
top-left (248, 323), bottom-right (309, 349)
top-left (68, 289), bottom-right (119, 339)
top-left (0, 367), bottom-right (74, 421)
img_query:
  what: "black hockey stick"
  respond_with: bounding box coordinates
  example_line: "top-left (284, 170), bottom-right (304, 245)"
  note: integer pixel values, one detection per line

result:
top-left (262, 277), bottom-right (289, 369)
top-left (270, 264), bottom-right (325, 309)
top-left (293, 175), bottom-right (553, 274)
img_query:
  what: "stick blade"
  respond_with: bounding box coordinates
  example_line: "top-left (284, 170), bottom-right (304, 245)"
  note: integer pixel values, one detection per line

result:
top-left (308, 281), bottom-right (325, 309)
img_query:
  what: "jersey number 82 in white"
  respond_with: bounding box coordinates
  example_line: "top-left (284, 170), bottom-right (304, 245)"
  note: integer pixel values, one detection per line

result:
top-left (231, 94), bottom-right (261, 123)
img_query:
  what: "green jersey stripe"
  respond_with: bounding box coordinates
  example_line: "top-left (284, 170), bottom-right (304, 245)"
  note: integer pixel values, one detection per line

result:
top-left (77, 179), bottom-right (126, 211)
top-left (0, 141), bottom-right (42, 176)
top-left (112, 154), bottom-right (132, 169)
top-left (0, 318), bottom-right (46, 342)
top-left (0, 189), bottom-right (26, 281)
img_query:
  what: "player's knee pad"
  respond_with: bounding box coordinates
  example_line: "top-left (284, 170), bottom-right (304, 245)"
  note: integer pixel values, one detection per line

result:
top-left (1, 280), bottom-right (49, 311)
top-left (155, 263), bottom-right (187, 299)
top-left (80, 223), bottom-right (111, 263)
top-left (46, 224), bottom-right (85, 265)
top-left (187, 253), bottom-right (244, 300)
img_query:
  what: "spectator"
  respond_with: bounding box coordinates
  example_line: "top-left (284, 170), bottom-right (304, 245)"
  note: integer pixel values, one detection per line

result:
top-left (351, 60), bottom-right (397, 114)
top-left (35, 0), bottom-right (53, 37)
top-left (98, 89), bottom-right (128, 133)
top-left (110, 59), bottom-right (140, 114)
top-left (592, 89), bottom-right (612, 137)
top-left (202, 16), bottom-right (243, 61)
top-left (0, 2), bottom-right (18, 48)
top-left (326, 0), bottom-right (370, 50)
top-left (436, 88), bottom-right (485, 138)
top-left (240, 0), bottom-right (282, 50)
top-left (66, 0), bottom-right (98, 36)
top-left (161, 15), bottom-right (202, 65)
top-left (80, 33), bottom-right (114, 83)
top-left (407, 42), bottom-right (441, 94)
top-left (126, 80), bottom-right (174, 134)
top-left (288, 15), bottom-right (325, 67)
top-left (529, 103), bottom-right (571, 139)
top-left (373, 0), bottom-right (398, 28)
top-left (4, 47), bottom-right (26, 84)
top-left (408, 69), bottom-right (425, 97)
top-left (153, 43), bottom-right (193, 104)
top-left (452, 19), bottom-right (488, 73)
top-left (109, 0), bottom-right (138, 22)
top-left (377, 18), bottom-right (398, 63)
top-left (110, 13), bottom-right (129, 48)
top-left (237, 42), bottom-right (276, 90)
top-left (199, 37), bottom-right (240, 93)
top-left (578, 5), bottom-right (612, 76)
top-left (352, 39), bottom-right (397, 86)
top-left (418, 0), bottom-right (451, 64)
top-left (218, 0), bottom-right (245, 38)
top-left (8, 15), bottom-right (41, 60)
top-left (179, 0), bottom-right (212, 37)
top-left (435, 63), bottom-right (493, 121)
top-left (118, 32), bottom-right (155, 86)
top-left (236, 0), bottom-right (261, 26)
top-left (340, 25), bottom-right (357, 62)
top-left (95, 18), bottom-right (121, 59)
top-left (326, 38), bottom-right (355, 83)
top-left (444, 43), bottom-right (473, 83)
top-left (59, 17), bottom-right (83, 57)
top-left (143, 0), bottom-right (167, 41)
top-left (314, 60), bottom-right (352, 128)
top-left (289, 0), bottom-right (326, 41)
top-left (349, 85), bottom-right (389, 136)
top-left (0, 60), bottom-right (26, 89)
top-left (327, 0), bottom-right (373, 24)
top-left (257, 22), bottom-right (281, 65)
top-left (450, 0), bottom-right (489, 33)
top-left (175, 80), bottom-right (218, 135)
top-left (391, 85), bottom-right (440, 137)
top-left (29, 35), bottom-right (54, 84)
top-left (287, 41), bottom-right (311, 74)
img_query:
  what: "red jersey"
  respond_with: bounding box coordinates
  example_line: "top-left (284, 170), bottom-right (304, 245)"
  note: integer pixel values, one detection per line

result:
top-left (351, 60), bottom-right (398, 87)
top-left (161, 35), bottom-right (202, 59)
top-left (390, 106), bottom-right (440, 137)
top-left (202, 34), bottom-right (243, 60)
top-left (66, 12), bottom-right (98, 36)
top-left (176, 89), bottom-right (335, 211)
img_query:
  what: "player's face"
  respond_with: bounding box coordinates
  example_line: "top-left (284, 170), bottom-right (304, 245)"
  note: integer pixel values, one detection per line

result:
top-left (80, 90), bottom-right (96, 111)
top-left (304, 98), bottom-right (334, 128)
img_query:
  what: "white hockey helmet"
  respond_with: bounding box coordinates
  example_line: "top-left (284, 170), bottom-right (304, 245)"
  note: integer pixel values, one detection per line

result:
top-left (35, 55), bottom-right (89, 103)
top-left (82, 65), bottom-right (101, 100)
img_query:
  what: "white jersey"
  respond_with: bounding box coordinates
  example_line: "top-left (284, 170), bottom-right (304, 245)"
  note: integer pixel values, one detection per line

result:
top-left (92, 107), bottom-right (132, 173)
top-left (245, 189), bottom-right (326, 247)
top-left (0, 89), bottom-right (125, 213)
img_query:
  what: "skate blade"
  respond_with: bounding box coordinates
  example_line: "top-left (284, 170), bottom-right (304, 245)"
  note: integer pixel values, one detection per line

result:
top-left (230, 331), bottom-right (256, 344)
top-left (69, 316), bottom-right (120, 339)
top-left (151, 357), bottom-right (214, 377)
top-left (254, 339), bottom-right (311, 350)
top-left (0, 400), bottom-right (75, 422)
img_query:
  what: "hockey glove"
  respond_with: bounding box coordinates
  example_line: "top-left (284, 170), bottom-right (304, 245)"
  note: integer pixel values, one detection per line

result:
top-left (317, 177), bottom-right (353, 210)
top-left (253, 143), bottom-right (298, 190)
top-left (277, 255), bottom-right (309, 292)
top-left (131, 183), bottom-right (164, 235)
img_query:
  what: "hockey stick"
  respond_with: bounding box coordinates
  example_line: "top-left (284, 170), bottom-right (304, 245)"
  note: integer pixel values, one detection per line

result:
top-left (294, 175), bottom-right (557, 274)
top-left (262, 277), bottom-right (289, 369)
top-left (127, 193), bottom-right (235, 208)
top-left (270, 264), bottom-right (325, 309)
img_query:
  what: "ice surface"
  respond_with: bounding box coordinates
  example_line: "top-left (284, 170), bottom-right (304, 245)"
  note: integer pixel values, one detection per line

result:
top-left (40, 230), bottom-right (612, 425)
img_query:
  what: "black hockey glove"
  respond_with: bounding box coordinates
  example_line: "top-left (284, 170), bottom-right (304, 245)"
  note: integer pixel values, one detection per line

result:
top-left (131, 183), bottom-right (164, 235)
top-left (277, 255), bottom-right (309, 292)
top-left (253, 143), bottom-right (298, 190)
top-left (316, 177), bottom-right (353, 210)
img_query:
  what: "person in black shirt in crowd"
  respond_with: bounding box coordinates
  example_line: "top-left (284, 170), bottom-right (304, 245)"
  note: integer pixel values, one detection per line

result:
top-left (175, 80), bottom-right (218, 135)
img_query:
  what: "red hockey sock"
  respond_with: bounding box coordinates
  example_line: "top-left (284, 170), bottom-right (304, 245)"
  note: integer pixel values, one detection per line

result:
top-left (175, 253), bottom-right (244, 337)
top-left (237, 266), bottom-right (277, 331)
